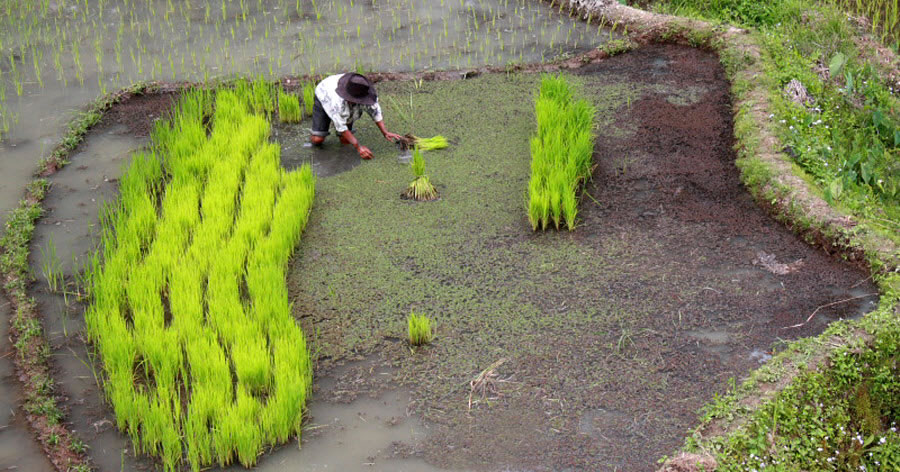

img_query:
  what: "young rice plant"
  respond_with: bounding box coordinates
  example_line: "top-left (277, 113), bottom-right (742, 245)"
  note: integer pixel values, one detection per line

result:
top-left (403, 147), bottom-right (439, 201)
top-left (527, 75), bottom-right (595, 231)
top-left (278, 89), bottom-right (302, 123)
top-left (84, 79), bottom-right (315, 472)
top-left (407, 311), bottom-right (433, 346)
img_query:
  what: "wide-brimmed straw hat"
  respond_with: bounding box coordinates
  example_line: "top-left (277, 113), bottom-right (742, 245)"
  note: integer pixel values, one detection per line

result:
top-left (336, 73), bottom-right (377, 106)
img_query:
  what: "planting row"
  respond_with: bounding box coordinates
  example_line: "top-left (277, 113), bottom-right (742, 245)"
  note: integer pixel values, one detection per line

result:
top-left (84, 80), bottom-right (315, 471)
top-left (528, 75), bottom-right (596, 230)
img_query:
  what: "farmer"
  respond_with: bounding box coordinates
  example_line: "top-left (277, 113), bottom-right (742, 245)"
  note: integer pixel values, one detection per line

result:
top-left (309, 73), bottom-right (402, 160)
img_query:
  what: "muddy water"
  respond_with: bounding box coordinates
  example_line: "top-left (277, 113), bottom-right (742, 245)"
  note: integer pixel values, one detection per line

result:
top-left (0, 304), bottom-right (55, 472)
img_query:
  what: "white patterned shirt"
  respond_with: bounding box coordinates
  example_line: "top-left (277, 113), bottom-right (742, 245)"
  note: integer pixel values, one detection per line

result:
top-left (315, 74), bottom-right (383, 133)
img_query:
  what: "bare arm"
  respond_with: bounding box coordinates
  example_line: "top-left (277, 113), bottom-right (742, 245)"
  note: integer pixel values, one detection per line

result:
top-left (375, 120), bottom-right (402, 142)
top-left (340, 130), bottom-right (374, 159)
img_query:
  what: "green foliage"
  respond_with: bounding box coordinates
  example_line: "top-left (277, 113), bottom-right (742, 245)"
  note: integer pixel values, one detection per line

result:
top-left (662, 0), bottom-right (900, 235)
top-left (527, 75), bottom-right (595, 231)
top-left (834, 0), bottom-right (900, 48)
top-left (277, 89), bottom-right (302, 123)
top-left (709, 320), bottom-right (900, 470)
top-left (664, 0), bottom-right (802, 27)
top-left (85, 80), bottom-right (316, 471)
top-left (302, 82), bottom-right (316, 117)
top-left (407, 311), bottom-right (433, 346)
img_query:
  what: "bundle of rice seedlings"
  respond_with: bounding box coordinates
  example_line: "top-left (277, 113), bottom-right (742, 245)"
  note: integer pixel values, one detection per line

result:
top-left (302, 82), bottom-right (316, 117)
top-left (403, 147), bottom-right (439, 201)
top-left (413, 135), bottom-right (448, 151)
top-left (407, 311), bottom-right (433, 346)
top-left (527, 74), bottom-right (595, 231)
top-left (277, 90), bottom-right (302, 123)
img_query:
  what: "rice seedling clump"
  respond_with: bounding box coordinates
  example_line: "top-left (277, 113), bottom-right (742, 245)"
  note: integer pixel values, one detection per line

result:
top-left (413, 135), bottom-right (449, 151)
top-left (278, 89), bottom-right (302, 123)
top-left (403, 147), bottom-right (439, 201)
top-left (527, 75), bottom-right (596, 230)
top-left (408, 311), bottom-right (434, 346)
top-left (84, 80), bottom-right (315, 471)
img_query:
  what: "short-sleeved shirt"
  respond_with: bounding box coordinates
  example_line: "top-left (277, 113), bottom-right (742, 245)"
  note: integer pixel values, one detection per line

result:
top-left (314, 74), bottom-right (383, 133)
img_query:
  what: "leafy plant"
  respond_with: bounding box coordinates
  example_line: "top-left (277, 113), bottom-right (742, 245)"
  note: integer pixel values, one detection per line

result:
top-left (407, 311), bottom-right (433, 346)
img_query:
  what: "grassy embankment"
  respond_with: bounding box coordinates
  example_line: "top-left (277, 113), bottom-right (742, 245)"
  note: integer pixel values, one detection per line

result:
top-left (85, 80), bottom-right (315, 471)
top-left (638, 0), bottom-right (900, 468)
top-left (527, 75), bottom-right (596, 230)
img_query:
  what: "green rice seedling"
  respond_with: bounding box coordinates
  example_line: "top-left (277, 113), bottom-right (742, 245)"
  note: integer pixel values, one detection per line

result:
top-left (302, 81), bottom-right (316, 116)
top-left (404, 147), bottom-right (439, 201)
top-left (277, 89), bottom-right (301, 123)
top-left (526, 75), bottom-right (595, 231)
top-left (413, 135), bottom-right (449, 150)
top-left (407, 311), bottom-right (433, 346)
top-left (84, 84), bottom-right (316, 471)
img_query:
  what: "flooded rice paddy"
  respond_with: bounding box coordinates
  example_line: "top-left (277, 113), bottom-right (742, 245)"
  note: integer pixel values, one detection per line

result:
top-left (1, 0), bottom-right (610, 467)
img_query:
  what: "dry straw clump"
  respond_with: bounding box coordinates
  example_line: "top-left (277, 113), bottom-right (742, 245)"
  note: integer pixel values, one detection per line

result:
top-left (85, 79), bottom-right (315, 471)
top-left (527, 75), bottom-right (595, 231)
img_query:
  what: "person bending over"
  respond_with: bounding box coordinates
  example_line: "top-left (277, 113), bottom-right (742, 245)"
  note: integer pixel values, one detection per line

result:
top-left (309, 73), bottom-right (401, 160)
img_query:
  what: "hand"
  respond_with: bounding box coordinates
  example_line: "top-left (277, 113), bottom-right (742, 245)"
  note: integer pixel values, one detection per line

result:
top-left (357, 145), bottom-right (374, 160)
top-left (383, 131), bottom-right (403, 142)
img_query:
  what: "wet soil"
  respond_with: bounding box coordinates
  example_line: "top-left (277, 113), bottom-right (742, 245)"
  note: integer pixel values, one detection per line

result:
top-left (22, 45), bottom-right (878, 472)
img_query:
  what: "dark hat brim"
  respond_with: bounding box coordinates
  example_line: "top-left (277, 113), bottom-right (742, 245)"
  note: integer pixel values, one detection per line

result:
top-left (336, 73), bottom-right (377, 106)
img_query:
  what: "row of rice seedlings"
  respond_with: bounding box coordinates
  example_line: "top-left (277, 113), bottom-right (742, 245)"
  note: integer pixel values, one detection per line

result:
top-left (278, 88), bottom-right (302, 123)
top-left (0, 0), bottom-right (601, 141)
top-left (84, 79), bottom-right (315, 471)
top-left (527, 75), bottom-right (596, 231)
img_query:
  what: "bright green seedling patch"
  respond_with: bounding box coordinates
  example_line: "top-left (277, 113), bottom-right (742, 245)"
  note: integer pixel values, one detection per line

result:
top-left (278, 89), bottom-right (302, 123)
top-left (527, 75), bottom-right (596, 231)
top-left (302, 82), bottom-right (316, 117)
top-left (407, 311), bottom-right (433, 346)
top-left (84, 81), bottom-right (315, 471)
top-left (413, 135), bottom-right (449, 151)
top-left (403, 147), bottom-right (439, 201)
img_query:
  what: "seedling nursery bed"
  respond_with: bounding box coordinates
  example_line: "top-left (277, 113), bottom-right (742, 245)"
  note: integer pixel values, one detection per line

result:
top-left (28, 44), bottom-right (877, 471)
